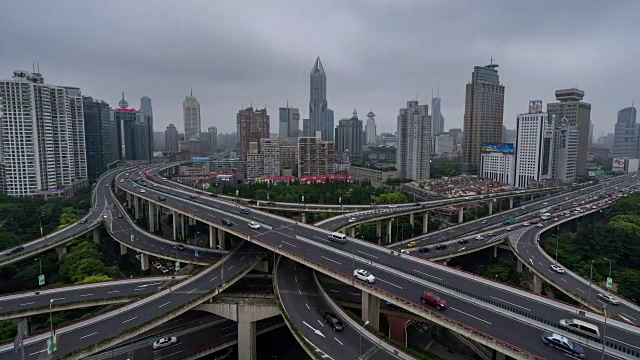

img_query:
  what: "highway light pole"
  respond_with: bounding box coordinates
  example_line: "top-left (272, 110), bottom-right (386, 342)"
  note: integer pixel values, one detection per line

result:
top-left (39, 215), bottom-right (43, 237)
top-left (601, 304), bottom-right (608, 360)
top-left (587, 260), bottom-right (595, 307)
top-left (604, 257), bottom-right (612, 279)
top-left (35, 258), bottom-right (42, 288)
top-left (359, 320), bottom-right (370, 360)
top-left (554, 235), bottom-right (559, 263)
top-left (49, 298), bottom-right (56, 351)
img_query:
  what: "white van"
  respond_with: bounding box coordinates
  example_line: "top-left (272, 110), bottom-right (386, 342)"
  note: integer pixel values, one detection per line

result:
top-left (328, 232), bottom-right (347, 244)
top-left (559, 319), bottom-right (600, 337)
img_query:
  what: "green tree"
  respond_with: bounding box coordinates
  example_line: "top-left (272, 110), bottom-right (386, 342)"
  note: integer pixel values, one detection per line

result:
top-left (376, 192), bottom-right (408, 204)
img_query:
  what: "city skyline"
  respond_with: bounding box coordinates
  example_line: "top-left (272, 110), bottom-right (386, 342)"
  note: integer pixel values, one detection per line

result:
top-left (0, 1), bottom-right (637, 137)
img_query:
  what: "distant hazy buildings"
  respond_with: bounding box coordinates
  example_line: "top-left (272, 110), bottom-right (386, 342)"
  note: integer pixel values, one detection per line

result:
top-left (547, 88), bottom-right (591, 176)
top-left (183, 90), bottom-right (201, 140)
top-left (140, 96), bottom-right (152, 116)
top-left (431, 134), bottom-right (454, 157)
top-left (237, 107), bottom-right (270, 160)
top-left (461, 62), bottom-right (505, 174)
top-left (431, 95), bottom-right (445, 136)
top-left (298, 133), bottom-right (334, 176)
top-left (165, 124), bottom-right (179, 153)
top-left (335, 110), bottom-right (364, 162)
top-left (207, 126), bottom-right (218, 152)
top-left (308, 57), bottom-right (334, 141)
top-left (612, 106), bottom-right (638, 158)
top-left (83, 96), bottom-right (117, 182)
top-left (0, 70), bottom-right (88, 196)
top-left (396, 100), bottom-right (431, 180)
top-left (365, 111), bottom-right (377, 145)
top-left (514, 101), bottom-right (554, 188)
top-left (279, 105), bottom-right (300, 144)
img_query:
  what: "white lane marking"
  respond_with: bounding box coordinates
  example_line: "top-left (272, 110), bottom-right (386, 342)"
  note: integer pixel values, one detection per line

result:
top-left (350, 292), bottom-right (360, 296)
top-left (317, 319), bottom-right (324, 327)
top-left (50, 297), bottom-right (65, 301)
top-left (209, 276), bottom-right (218, 282)
top-left (413, 269), bottom-right (442, 281)
top-left (20, 302), bottom-right (35, 306)
top-left (158, 301), bottom-right (171, 308)
top-left (450, 307), bottom-right (492, 325)
top-left (305, 303), bottom-right (310, 310)
top-left (328, 290), bottom-right (339, 293)
top-left (240, 256), bottom-right (245, 261)
top-left (606, 337), bottom-right (640, 350)
top-left (622, 313), bottom-right (637, 321)
top-left (376, 277), bottom-right (403, 289)
top-left (334, 337), bottom-right (344, 345)
top-left (490, 296), bottom-right (531, 311)
top-left (619, 314), bottom-right (634, 324)
top-left (29, 349), bottom-right (47, 356)
top-left (107, 290), bottom-right (120, 294)
top-left (80, 294), bottom-right (94, 297)
top-left (357, 250), bottom-right (378, 259)
top-left (227, 265), bottom-right (234, 270)
top-left (576, 288), bottom-right (585, 293)
top-left (157, 350), bottom-right (184, 359)
top-left (122, 316), bottom-right (137, 324)
top-left (79, 332), bottom-right (97, 339)
top-left (188, 288), bottom-right (197, 294)
top-left (221, 325), bottom-right (236, 331)
top-left (321, 256), bottom-right (342, 265)
top-left (282, 241), bottom-right (297, 247)
top-left (560, 278), bottom-right (567, 283)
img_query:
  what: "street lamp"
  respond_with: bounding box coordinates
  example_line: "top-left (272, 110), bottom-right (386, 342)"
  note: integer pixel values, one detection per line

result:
top-left (39, 214), bottom-right (43, 237)
top-left (359, 320), bottom-right (370, 360)
top-left (587, 260), bottom-right (595, 307)
top-left (601, 305), bottom-right (608, 360)
top-left (49, 298), bottom-right (56, 342)
top-left (554, 235), bottom-right (559, 263)
top-left (35, 258), bottom-right (42, 288)
top-left (604, 258), bottom-right (612, 279)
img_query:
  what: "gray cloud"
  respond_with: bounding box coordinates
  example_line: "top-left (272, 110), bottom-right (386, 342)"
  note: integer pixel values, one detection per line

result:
top-left (1, 0), bottom-right (638, 137)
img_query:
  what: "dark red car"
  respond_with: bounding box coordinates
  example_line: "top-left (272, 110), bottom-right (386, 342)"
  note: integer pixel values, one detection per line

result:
top-left (420, 291), bottom-right (447, 310)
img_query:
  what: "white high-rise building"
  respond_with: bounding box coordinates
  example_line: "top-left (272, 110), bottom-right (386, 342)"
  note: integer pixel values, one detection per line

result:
top-left (183, 90), bottom-right (201, 140)
top-left (480, 150), bottom-right (515, 186)
top-left (396, 101), bottom-right (430, 180)
top-left (552, 117), bottom-right (579, 183)
top-left (0, 70), bottom-right (87, 196)
top-left (365, 111), bottom-right (377, 145)
top-left (514, 100), bottom-right (555, 188)
top-left (261, 138), bottom-right (280, 176)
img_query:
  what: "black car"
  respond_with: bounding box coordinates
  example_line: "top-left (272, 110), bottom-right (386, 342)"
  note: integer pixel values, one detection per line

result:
top-left (174, 244), bottom-right (185, 251)
top-left (241, 208), bottom-right (251, 214)
top-left (541, 332), bottom-right (585, 358)
top-left (158, 196), bottom-right (166, 201)
top-left (267, 202), bottom-right (276, 206)
top-left (323, 312), bottom-right (344, 332)
top-left (189, 194), bottom-right (197, 199)
top-left (209, 193), bottom-right (218, 197)
top-left (222, 218), bottom-right (233, 226)
top-left (418, 246), bottom-right (431, 253)
top-left (4, 246), bottom-right (24, 256)
top-left (458, 239), bottom-right (469, 244)
top-left (117, 213), bottom-right (124, 218)
top-left (384, 301), bottom-right (401, 309)
top-left (435, 244), bottom-right (447, 250)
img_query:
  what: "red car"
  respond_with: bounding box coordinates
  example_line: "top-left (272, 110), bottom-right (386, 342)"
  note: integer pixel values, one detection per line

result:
top-left (420, 291), bottom-right (447, 310)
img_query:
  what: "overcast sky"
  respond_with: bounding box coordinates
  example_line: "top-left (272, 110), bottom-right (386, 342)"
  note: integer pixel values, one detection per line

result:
top-left (1, 0), bottom-right (638, 138)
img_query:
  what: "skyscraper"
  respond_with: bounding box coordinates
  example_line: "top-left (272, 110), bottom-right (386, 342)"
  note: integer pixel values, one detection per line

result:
top-left (431, 88), bottom-right (445, 136)
top-left (547, 88), bottom-right (591, 176)
top-left (278, 105), bottom-right (300, 143)
top-left (183, 90), bottom-right (201, 140)
top-left (309, 57), bottom-right (334, 141)
top-left (208, 126), bottom-right (218, 152)
top-left (365, 111), bottom-right (377, 145)
top-left (237, 107), bottom-right (270, 160)
top-left (298, 134), bottom-right (334, 176)
top-left (551, 117), bottom-right (579, 183)
top-left (612, 106), bottom-right (638, 158)
top-left (140, 96), bottom-right (153, 116)
top-left (114, 93), bottom-right (151, 161)
top-left (83, 96), bottom-right (116, 182)
top-left (165, 124), bottom-right (179, 153)
top-left (514, 100), bottom-right (555, 188)
top-left (335, 109), bottom-right (364, 162)
top-left (0, 70), bottom-right (88, 196)
top-left (396, 100), bottom-right (431, 180)
top-left (461, 62), bottom-right (505, 174)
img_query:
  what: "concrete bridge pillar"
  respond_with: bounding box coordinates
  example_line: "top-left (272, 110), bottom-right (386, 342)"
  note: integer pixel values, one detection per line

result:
top-left (238, 321), bottom-right (257, 360)
top-left (458, 207), bottom-right (464, 223)
top-left (126, 192), bottom-right (132, 209)
top-left (172, 210), bottom-right (178, 240)
top-left (530, 194), bottom-right (534, 201)
top-left (516, 259), bottom-right (523, 273)
top-left (349, 227), bottom-right (355, 238)
top-left (92, 228), bottom-right (101, 245)
top-left (120, 242), bottom-right (128, 255)
top-left (300, 212), bottom-right (306, 223)
top-left (134, 196), bottom-right (140, 220)
top-left (217, 228), bottom-right (225, 250)
top-left (56, 245), bottom-right (68, 259)
top-left (488, 201), bottom-right (493, 215)
top-left (409, 213), bottom-right (415, 226)
top-left (209, 225), bottom-right (218, 249)
top-left (493, 350), bottom-right (506, 360)
top-left (533, 274), bottom-right (542, 294)
top-left (181, 214), bottom-right (186, 240)
top-left (422, 212), bottom-right (429, 234)
top-left (376, 220), bottom-right (382, 244)
top-left (493, 245), bottom-right (498, 258)
top-left (148, 201), bottom-right (155, 233)
top-left (387, 220), bottom-right (393, 244)
top-left (509, 197), bottom-right (514, 209)
top-left (361, 292), bottom-right (380, 330)
top-left (12, 317), bottom-right (30, 336)
top-left (140, 253), bottom-right (149, 271)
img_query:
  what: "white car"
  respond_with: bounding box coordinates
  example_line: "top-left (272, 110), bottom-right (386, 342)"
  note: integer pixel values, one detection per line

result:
top-left (536, 223), bottom-right (544, 228)
top-left (506, 226), bottom-right (514, 231)
top-left (348, 217), bottom-right (357, 223)
top-left (481, 220), bottom-right (487, 224)
top-left (488, 231), bottom-right (495, 236)
top-left (597, 293), bottom-right (620, 305)
top-left (248, 221), bottom-right (261, 229)
top-left (474, 235), bottom-right (484, 240)
top-left (550, 264), bottom-right (565, 273)
top-left (153, 336), bottom-right (177, 350)
top-left (523, 222), bottom-right (530, 226)
top-left (140, 189), bottom-right (146, 193)
top-left (388, 205), bottom-right (397, 208)
top-left (353, 269), bottom-right (375, 283)
top-left (553, 218), bottom-right (559, 221)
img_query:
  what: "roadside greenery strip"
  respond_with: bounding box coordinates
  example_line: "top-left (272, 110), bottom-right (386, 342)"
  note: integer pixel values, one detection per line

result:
top-left (272, 256), bottom-right (324, 360)
top-left (61, 253), bottom-right (263, 360)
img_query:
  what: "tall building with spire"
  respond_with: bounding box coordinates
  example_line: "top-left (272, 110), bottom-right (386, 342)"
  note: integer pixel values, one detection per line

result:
top-left (431, 85), bottom-right (445, 136)
top-left (183, 90), bottom-right (201, 140)
top-left (461, 61), bottom-right (505, 174)
top-left (365, 111), bottom-right (377, 145)
top-left (308, 57), bottom-right (334, 141)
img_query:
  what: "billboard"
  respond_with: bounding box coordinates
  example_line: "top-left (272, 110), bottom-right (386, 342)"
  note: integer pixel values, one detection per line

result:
top-left (481, 143), bottom-right (514, 154)
top-left (612, 158), bottom-right (625, 171)
top-left (628, 158), bottom-right (640, 173)
top-left (192, 156), bottom-right (213, 163)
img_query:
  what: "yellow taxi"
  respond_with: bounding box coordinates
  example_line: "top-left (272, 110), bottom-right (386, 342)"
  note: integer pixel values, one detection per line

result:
top-left (407, 241), bottom-right (417, 247)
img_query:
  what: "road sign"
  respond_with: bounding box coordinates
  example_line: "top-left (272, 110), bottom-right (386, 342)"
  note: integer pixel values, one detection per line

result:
top-left (508, 217), bottom-right (516, 223)
top-left (194, 248), bottom-right (199, 257)
top-left (38, 274), bottom-right (45, 286)
top-left (175, 261), bottom-right (180, 272)
top-left (47, 335), bottom-right (57, 354)
top-left (606, 277), bottom-right (613, 288)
